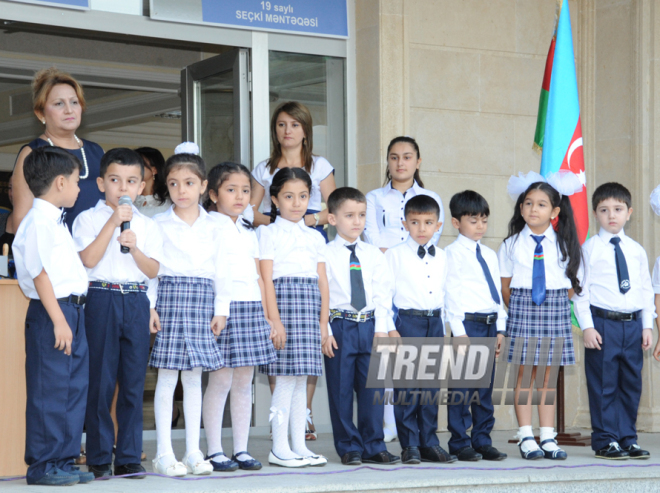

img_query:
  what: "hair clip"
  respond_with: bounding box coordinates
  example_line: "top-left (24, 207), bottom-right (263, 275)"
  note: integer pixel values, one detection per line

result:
top-left (174, 141), bottom-right (200, 155)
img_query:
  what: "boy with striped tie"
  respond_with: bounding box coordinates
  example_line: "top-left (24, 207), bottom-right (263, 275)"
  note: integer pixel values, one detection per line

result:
top-left (322, 187), bottom-right (400, 466)
top-left (574, 183), bottom-right (655, 460)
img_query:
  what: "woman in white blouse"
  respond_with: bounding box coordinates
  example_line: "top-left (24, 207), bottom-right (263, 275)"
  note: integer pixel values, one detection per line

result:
top-left (250, 101), bottom-right (336, 241)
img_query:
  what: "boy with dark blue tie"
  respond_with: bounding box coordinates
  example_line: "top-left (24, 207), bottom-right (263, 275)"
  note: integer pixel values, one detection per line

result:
top-left (444, 191), bottom-right (507, 462)
top-left (574, 182), bottom-right (655, 460)
top-left (322, 187), bottom-right (400, 466)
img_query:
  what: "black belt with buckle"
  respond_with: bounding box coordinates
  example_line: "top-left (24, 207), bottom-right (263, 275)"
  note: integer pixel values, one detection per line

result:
top-left (57, 294), bottom-right (86, 306)
top-left (590, 306), bottom-right (641, 322)
top-left (464, 312), bottom-right (498, 325)
top-left (398, 308), bottom-right (442, 318)
top-left (330, 309), bottom-right (375, 323)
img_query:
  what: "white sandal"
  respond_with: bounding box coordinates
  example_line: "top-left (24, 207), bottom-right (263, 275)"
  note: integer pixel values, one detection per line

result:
top-left (183, 450), bottom-right (213, 476)
top-left (152, 453), bottom-right (187, 477)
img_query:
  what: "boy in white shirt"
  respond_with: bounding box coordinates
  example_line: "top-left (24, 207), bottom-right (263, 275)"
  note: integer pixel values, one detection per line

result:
top-left (444, 190), bottom-right (507, 462)
top-left (73, 148), bottom-right (163, 478)
top-left (385, 195), bottom-right (456, 465)
top-left (574, 182), bottom-right (655, 460)
top-left (13, 146), bottom-right (94, 486)
top-left (322, 187), bottom-right (400, 466)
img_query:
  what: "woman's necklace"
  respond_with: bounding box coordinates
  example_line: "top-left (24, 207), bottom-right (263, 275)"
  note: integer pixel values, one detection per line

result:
top-left (46, 135), bottom-right (89, 179)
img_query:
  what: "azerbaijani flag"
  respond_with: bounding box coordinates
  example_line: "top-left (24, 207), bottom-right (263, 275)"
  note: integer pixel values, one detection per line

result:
top-left (534, 0), bottom-right (589, 245)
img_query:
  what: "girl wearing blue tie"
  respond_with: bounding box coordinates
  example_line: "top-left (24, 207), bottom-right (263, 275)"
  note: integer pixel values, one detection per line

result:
top-left (498, 171), bottom-right (584, 461)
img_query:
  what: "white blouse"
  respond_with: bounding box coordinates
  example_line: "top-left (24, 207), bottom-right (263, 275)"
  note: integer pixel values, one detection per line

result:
top-left (498, 224), bottom-right (572, 290)
top-left (151, 205), bottom-right (238, 315)
top-left (364, 181), bottom-right (444, 249)
top-left (210, 211), bottom-right (262, 302)
top-left (258, 216), bottom-right (325, 280)
top-left (252, 156), bottom-right (334, 213)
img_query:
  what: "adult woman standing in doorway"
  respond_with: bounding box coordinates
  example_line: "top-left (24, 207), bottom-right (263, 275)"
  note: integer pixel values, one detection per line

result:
top-left (250, 101), bottom-right (337, 440)
top-left (10, 67), bottom-right (104, 232)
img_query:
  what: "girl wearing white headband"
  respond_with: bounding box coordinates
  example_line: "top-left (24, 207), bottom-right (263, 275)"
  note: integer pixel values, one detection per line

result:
top-left (498, 170), bottom-right (583, 461)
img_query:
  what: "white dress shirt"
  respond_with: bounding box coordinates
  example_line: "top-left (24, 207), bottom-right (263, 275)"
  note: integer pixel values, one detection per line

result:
top-left (498, 224), bottom-right (572, 290)
top-left (258, 216), bottom-right (325, 280)
top-left (652, 256), bottom-right (660, 294)
top-left (150, 205), bottom-right (237, 315)
top-left (134, 194), bottom-right (171, 218)
top-left (210, 211), bottom-right (262, 302)
top-left (325, 236), bottom-right (395, 334)
top-left (13, 198), bottom-right (88, 300)
top-left (364, 181), bottom-right (444, 249)
top-left (445, 234), bottom-right (507, 335)
top-left (72, 200), bottom-right (163, 284)
top-left (573, 228), bottom-right (656, 330)
top-left (252, 156), bottom-right (334, 213)
top-left (385, 236), bottom-right (447, 311)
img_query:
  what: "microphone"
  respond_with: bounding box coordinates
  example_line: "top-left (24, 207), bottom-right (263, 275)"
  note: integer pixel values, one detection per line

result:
top-left (118, 195), bottom-right (132, 254)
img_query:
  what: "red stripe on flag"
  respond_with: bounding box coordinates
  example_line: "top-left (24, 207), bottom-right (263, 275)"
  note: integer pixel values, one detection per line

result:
top-left (559, 118), bottom-right (589, 244)
top-left (541, 37), bottom-right (556, 92)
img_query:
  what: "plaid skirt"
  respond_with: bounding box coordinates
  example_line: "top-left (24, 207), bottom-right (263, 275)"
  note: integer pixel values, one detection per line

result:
top-left (259, 277), bottom-right (323, 376)
top-left (506, 288), bottom-right (575, 366)
top-left (217, 300), bottom-right (277, 367)
top-left (149, 276), bottom-right (223, 371)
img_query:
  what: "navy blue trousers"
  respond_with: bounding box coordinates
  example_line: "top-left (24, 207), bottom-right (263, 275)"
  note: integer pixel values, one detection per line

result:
top-left (24, 300), bottom-right (89, 484)
top-left (585, 308), bottom-right (643, 451)
top-left (393, 313), bottom-right (443, 449)
top-left (447, 319), bottom-right (497, 453)
top-left (84, 289), bottom-right (150, 466)
top-left (324, 318), bottom-right (386, 458)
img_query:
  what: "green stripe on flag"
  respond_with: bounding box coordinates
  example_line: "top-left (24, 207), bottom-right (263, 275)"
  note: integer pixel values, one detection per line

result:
top-left (533, 89), bottom-right (550, 152)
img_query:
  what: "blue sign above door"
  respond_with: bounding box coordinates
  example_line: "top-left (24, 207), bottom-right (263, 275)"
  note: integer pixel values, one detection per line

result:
top-left (7, 0), bottom-right (89, 8)
top-left (151, 0), bottom-right (348, 39)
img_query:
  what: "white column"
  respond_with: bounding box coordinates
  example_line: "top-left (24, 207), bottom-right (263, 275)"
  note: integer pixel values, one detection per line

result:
top-left (250, 31), bottom-right (271, 169)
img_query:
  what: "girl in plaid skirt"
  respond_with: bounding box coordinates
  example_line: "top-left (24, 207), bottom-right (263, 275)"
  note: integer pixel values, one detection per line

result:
top-left (498, 172), bottom-right (584, 461)
top-left (258, 167), bottom-right (330, 468)
top-left (148, 145), bottom-right (238, 477)
top-left (201, 163), bottom-right (277, 472)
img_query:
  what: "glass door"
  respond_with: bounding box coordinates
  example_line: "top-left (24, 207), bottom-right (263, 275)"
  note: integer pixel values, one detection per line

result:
top-left (181, 49), bottom-right (250, 166)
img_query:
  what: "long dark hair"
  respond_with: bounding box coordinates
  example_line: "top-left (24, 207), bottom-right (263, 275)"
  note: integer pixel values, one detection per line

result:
top-left (135, 147), bottom-right (167, 205)
top-left (384, 136), bottom-right (425, 188)
top-left (266, 101), bottom-right (314, 174)
top-left (269, 167), bottom-right (312, 223)
top-left (506, 182), bottom-right (582, 294)
top-left (205, 161), bottom-right (255, 230)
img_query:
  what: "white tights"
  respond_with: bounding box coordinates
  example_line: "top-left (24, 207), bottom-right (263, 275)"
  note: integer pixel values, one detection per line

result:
top-left (270, 375), bottom-right (317, 459)
top-left (154, 368), bottom-right (203, 460)
top-left (203, 366), bottom-right (255, 461)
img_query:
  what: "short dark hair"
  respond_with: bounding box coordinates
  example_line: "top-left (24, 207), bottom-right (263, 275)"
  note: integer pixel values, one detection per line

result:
top-left (23, 146), bottom-right (82, 197)
top-left (100, 148), bottom-right (144, 179)
top-left (404, 195), bottom-right (440, 219)
top-left (591, 182), bottom-right (632, 210)
top-left (327, 187), bottom-right (366, 214)
top-left (449, 190), bottom-right (490, 219)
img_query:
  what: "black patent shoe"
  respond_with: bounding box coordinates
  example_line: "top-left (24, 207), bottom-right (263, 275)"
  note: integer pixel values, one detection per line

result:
top-left (341, 451), bottom-right (362, 465)
top-left (455, 446), bottom-right (482, 462)
top-left (362, 450), bottom-right (400, 464)
top-left (88, 463), bottom-right (113, 479)
top-left (622, 444), bottom-right (650, 459)
top-left (401, 446), bottom-right (421, 464)
top-left (114, 463), bottom-right (147, 479)
top-left (419, 445), bottom-right (457, 463)
top-left (475, 445), bottom-right (507, 461)
top-left (595, 442), bottom-right (629, 460)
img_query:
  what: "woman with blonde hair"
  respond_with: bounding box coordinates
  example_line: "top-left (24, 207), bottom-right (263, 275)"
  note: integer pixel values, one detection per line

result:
top-left (11, 67), bottom-right (104, 232)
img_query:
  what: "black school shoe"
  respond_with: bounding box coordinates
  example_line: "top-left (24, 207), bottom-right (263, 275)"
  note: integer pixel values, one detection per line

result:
top-left (88, 463), bottom-right (113, 478)
top-left (622, 444), bottom-right (650, 459)
top-left (341, 451), bottom-right (362, 465)
top-left (362, 450), bottom-right (401, 464)
top-left (401, 446), bottom-right (421, 464)
top-left (475, 445), bottom-right (507, 461)
top-left (455, 446), bottom-right (482, 462)
top-left (595, 442), bottom-right (629, 460)
top-left (419, 445), bottom-right (457, 463)
top-left (114, 463), bottom-right (147, 479)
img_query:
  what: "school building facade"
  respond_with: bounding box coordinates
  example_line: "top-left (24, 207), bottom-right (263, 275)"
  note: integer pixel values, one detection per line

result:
top-left (0, 0), bottom-right (659, 436)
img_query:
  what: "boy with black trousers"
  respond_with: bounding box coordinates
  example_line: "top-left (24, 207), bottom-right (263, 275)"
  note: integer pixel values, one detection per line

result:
top-left (72, 148), bottom-right (163, 478)
top-left (322, 187), bottom-right (400, 466)
top-left (385, 195), bottom-right (457, 465)
top-left (574, 182), bottom-right (655, 460)
top-left (444, 190), bottom-right (507, 462)
top-left (13, 146), bottom-right (94, 486)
